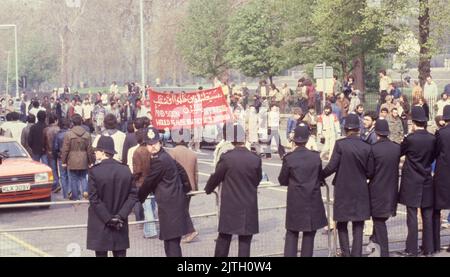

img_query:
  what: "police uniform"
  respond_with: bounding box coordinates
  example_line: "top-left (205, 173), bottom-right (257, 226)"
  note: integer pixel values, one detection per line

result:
top-left (138, 128), bottom-right (192, 257)
top-left (87, 136), bottom-right (138, 257)
top-left (368, 120), bottom-right (401, 257)
top-left (205, 124), bottom-right (262, 257)
top-left (399, 106), bottom-right (437, 256)
top-left (278, 124), bottom-right (327, 257)
top-left (322, 114), bottom-right (374, 257)
top-left (433, 106), bottom-right (450, 252)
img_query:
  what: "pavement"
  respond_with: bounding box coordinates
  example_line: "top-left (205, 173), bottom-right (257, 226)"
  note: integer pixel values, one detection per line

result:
top-left (1, 147), bottom-right (450, 257)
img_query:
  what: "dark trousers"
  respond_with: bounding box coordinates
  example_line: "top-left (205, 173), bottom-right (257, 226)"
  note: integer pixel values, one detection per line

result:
top-left (186, 196), bottom-right (195, 234)
top-left (214, 233), bottom-right (253, 257)
top-left (133, 202), bottom-right (144, 221)
top-left (433, 209), bottom-right (442, 253)
top-left (164, 237), bottom-right (182, 257)
top-left (406, 207), bottom-right (433, 255)
top-left (373, 217), bottom-right (389, 257)
top-left (284, 230), bottom-right (316, 257)
top-left (337, 221), bottom-right (364, 257)
top-left (95, 250), bottom-right (126, 257)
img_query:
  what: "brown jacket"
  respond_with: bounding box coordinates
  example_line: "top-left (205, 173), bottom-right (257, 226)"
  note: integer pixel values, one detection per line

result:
top-left (168, 145), bottom-right (198, 191)
top-left (132, 145), bottom-right (151, 188)
top-left (61, 126), bottom-right (95, 170)
top-left (336, 98), bottom-right (350, 117)
top-left (43, 125), bottom-right (60, 159)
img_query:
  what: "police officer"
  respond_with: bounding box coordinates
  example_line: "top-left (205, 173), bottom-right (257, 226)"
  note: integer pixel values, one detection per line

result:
top-left (87, 136), bottom-right (138, 257)
top-left (399, 106), bottom-right (436, 257)
top-left (368, 119), bottom-right (401, 257)
top-left (138, 127), bottom-right (192, 257)
top-left (322, 113), bottom-right (373, 257)
top-left (205, 124), bottom-right (262, 257)
top-left (278, 123), bottom-right (328, 257)
top-left (433, 105), bottom-right (450, 253)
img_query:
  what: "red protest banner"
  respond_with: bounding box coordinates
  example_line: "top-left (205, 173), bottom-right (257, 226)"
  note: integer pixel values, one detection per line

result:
top-left (148, 87), bottom-right (233, 129)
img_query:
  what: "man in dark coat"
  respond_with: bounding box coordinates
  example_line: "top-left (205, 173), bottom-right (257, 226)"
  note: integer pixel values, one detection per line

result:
top-left (138, 127), bottom-right (192, 257)
top-left (368, 119), bottom-right (401, 257)
top-left (362, 111), bottom-right (378, 145)
top-left (28, 111), bottom-right (48, 164)
top-left (399, 106), bottom-right (437, 257)
top-left (205, 124), bottom-right (262, 257)
top-left (87, 136), bottom-right (137, 257)
top-left (278, 123), bottom-right (327, 257)
top-left (122, 118), bottom-right (144, 165)
top-left (322, 113), bottom-right (373, 257)
top-left (433, 105), bottom-right (450, 253)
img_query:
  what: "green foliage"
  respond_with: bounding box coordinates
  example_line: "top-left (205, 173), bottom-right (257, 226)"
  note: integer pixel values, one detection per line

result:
top-left (225, 0), bottom-right (288, 80)
top-left (310, 0), bottom-right (407, 76)
top-left (365, 53), bottom-right (389, 92)
top-left (20, 36), bottom-right (58, 89)
top-left (176, 0), bottom-right (232, 80)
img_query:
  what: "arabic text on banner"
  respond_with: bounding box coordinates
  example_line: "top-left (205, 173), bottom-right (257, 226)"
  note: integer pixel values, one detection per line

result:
top-left (147, 87), bottom-right (232, 129)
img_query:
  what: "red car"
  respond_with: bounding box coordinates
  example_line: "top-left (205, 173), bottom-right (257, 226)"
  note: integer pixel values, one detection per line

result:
top-left (0, 137), bottom-right (53, 205)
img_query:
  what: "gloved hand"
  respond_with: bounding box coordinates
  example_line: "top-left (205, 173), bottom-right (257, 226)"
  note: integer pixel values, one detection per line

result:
top-left (106, 215), bottom-right (125, 231)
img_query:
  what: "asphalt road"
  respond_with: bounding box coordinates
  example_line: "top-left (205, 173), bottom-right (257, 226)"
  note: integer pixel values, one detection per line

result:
top-left (1, 147), bottom-right (450, 257)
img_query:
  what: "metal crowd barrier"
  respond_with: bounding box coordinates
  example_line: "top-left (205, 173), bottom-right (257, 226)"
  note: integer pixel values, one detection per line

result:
top-left (255, 182), bottom-right (333, 257)
top-left (0, 190), bottom-right (220, 257)
top-left (5, 180), bottom-right (447, 257)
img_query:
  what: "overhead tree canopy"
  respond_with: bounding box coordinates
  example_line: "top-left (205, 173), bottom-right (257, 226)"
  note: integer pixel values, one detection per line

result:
top-left (226, 0), bottom-right (288, 84)
top-left (176, 0), bottom-right (232, 81)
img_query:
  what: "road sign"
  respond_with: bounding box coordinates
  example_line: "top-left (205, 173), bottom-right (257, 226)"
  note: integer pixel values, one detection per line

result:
top-left (313, 65), bottom-right (334, 79)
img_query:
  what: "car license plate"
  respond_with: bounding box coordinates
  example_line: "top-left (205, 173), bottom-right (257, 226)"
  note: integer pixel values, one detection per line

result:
top-left (1, 184), bottom-right (31, 193)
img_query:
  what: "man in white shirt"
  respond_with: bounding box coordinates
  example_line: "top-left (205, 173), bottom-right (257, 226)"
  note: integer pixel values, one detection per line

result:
top-left (317, 105), bottom-right (341, 161)
top-left (74, 100), bottom-right (83, 116)
top-left (28, 101), bottom-right (46, 123)
top-left (266, 105), bottom-right (285, 158)
top-left (92, 114), bottom-right (126, 162)
top-left (110, 81), bottom-right (119, 95)
top-left (379, 70), bottom-right (392, 105)
top-left (436, 93), bottom-right (450, 117)
top-left (1, 112), bottom-right (27, 142)
top-left (82, 98), bottom-right (93, 122)
top-left (424, 76), bottom-right (439, 100)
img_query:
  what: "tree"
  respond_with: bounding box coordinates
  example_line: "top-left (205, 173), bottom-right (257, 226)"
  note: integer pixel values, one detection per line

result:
top-left (20, 36), bottom-right (58, 90)
top-left (226, 0), bottom-right (288, 84)
top-left (177, 0), bottom-right (232, 81)
top-left (310, 0), bottom-right (407, 92)
top-left (416, 0), bottom-right (450, 86)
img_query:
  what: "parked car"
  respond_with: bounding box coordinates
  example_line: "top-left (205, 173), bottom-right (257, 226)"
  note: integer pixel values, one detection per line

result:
top-left (0, 136), bottom-right (53, 205)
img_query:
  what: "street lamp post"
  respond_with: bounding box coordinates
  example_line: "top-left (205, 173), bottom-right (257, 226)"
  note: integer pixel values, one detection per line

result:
top-left (0, 24), bottom-right (19, 99)
top-left (140, 0), bottom-right (146, 92)
top-left (6, 51), bottom-right (11, 97)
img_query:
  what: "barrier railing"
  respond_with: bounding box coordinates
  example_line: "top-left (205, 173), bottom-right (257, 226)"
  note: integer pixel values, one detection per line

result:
top-left (3, 180), bottom-right (447, 257)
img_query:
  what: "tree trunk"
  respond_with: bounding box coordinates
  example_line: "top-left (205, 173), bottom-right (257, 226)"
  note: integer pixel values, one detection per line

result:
top-left (59, 27), bottom-right (71, 87)
top-left (352, 55), bottom-right (365, 93)
top-left (418, 0), bottom-right (431, 88)
top-left (341, 60), bottom-right (348, 80)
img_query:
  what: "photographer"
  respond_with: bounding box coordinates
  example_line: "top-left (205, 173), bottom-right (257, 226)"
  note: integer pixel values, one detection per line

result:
top-left (87, 136), bottom-right (138, 257)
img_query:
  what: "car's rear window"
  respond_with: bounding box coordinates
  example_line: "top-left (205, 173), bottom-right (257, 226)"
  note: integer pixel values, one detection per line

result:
top-left (0, 142), bottom-right (29, 158)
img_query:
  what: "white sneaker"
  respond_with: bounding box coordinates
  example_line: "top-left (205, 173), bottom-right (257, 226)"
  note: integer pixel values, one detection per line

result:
top-left (367, 243), bottom-right (381, 257)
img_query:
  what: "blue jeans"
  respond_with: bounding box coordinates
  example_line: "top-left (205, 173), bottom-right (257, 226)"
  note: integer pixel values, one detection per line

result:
top-left (68, 170), bottom-right (88, 200)
top-left (143, 197), bottom-right (158, 238)
top-left (32, 154), bottom-right (48, 165)
top-left (58, 160), bottom-right (70, 199)
top-left (48, 158), bottom-right (59, 190)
